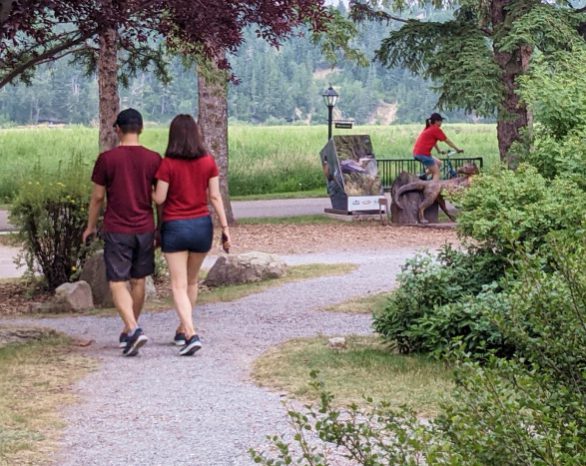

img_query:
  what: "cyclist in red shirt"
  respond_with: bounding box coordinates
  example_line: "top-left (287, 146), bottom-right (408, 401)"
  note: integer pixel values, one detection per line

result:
top-left (412, 113), bottom-right (463, 180)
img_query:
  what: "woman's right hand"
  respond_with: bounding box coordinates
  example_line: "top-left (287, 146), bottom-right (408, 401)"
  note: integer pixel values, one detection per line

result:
top-left (221, 227), bottom-right (231, 253)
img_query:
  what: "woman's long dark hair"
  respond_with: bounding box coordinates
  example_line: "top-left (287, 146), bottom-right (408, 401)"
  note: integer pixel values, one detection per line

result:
top-left (165, 114), bottom-right (207, 159)
top-left (425, 112), bottom-right (443, 128)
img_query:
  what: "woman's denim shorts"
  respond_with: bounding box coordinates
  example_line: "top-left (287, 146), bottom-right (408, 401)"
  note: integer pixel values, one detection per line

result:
top-left (414, 154), bottom-right (437, 167)
top-left (161, 216), bottom-right (213, 253)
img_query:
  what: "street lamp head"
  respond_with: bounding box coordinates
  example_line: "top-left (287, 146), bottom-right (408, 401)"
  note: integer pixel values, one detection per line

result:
top-left (322, 85), bottom-right (339, 108)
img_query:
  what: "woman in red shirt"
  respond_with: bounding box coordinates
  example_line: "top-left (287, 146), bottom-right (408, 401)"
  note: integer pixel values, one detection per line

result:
top-left (412, 113), bottom-right (463, 180)
top-left (154, 115), bottom-right (231, 356)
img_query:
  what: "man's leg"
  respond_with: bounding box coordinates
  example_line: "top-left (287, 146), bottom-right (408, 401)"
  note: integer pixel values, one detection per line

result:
top-left (110, 281), bottom-right (139, 331)
top-left (128, 231), bottom-right (156, 327)
top-left (130, 278), bottom-right (146, 322)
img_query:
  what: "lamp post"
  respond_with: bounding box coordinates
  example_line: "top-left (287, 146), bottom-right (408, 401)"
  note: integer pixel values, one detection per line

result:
top-left (322, 85), bottom-right (339, 142)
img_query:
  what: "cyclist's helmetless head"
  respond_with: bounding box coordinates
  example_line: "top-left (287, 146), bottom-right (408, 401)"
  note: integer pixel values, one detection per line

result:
top-left (425, 112), bottom-right (444, 128)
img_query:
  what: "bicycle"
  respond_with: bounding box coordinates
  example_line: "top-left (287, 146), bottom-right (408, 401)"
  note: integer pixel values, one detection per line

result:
top-left (443, 149), bottom-right (462, 179)
top-left (417, 149), bottom-right (464, 180)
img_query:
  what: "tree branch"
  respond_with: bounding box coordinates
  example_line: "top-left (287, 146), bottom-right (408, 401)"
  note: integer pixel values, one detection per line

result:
top-left (0, 0), bottom-right (14, 25)
top-left (0, 33), bottom-right (89, 89)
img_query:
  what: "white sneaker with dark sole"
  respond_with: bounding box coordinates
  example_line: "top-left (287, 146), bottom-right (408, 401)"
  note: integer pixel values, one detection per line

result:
top-left (179, 335), bottom-right (202, 356)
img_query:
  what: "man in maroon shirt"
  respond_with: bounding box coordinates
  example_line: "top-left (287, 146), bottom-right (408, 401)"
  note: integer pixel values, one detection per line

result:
top-left (82, 109), bottom-right (161, 356)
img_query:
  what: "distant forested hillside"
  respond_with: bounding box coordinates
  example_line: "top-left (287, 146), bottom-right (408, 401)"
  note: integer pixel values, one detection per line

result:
top-left (0, 2), bottom-right (488, 126)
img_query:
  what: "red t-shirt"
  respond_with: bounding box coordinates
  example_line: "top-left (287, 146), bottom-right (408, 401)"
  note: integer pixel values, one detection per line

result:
top-left (91, 145), bottom-right (161, 234)
top-left (412, 125), bottom-right (447, 156)
top-left (155, 154), bottom-right (219, 221)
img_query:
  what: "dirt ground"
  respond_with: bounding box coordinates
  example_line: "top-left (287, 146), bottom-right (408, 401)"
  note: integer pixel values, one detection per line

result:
top-left (223, 222), bottom-right (459, 255)
top-left (0, 223), bottom-right (459, 317)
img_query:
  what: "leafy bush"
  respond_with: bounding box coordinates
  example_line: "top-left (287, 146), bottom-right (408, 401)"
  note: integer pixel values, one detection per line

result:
top-left (10, 157), bottom-right (92, 290)
top-left (408, 288), bottom-right (515, 360)
top-left (456, 164), bottom-right (586, 258)
top-left (518, 49), bottom-right (586, 141)
top-left (373, 245), bottom-right (505, 354)
top-left (250, 372), bottom-right (436, 466)
top-left (252, 239), bottom-right (586, 465)
top-left (522, 126), bottom-right (586, 190)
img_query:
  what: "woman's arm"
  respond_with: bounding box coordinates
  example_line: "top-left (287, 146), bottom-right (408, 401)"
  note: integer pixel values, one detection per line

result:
top-left (444, 137), bottom-right (463, 152)
top-left (153, 180), bottom-right (169, 205)
top-left (208, 176), bottom-right (231, 248)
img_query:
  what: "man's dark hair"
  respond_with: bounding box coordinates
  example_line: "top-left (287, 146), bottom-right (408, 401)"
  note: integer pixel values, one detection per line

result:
top-left (113, 108), bottom-right (143, 134)
top-left (165, 114), bottom-right (207, 159)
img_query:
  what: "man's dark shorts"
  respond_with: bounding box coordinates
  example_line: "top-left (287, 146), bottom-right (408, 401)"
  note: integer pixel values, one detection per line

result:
top-left (102, 232), bottom-right (155, 282)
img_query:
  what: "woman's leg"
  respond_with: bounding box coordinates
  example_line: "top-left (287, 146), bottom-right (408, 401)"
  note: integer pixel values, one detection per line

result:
top-left (187, 252), bottom-right (207, 308)
top-left (165, 251), bottom-right (196, 338)
top-left (430, 159), bottom-right (441, 181)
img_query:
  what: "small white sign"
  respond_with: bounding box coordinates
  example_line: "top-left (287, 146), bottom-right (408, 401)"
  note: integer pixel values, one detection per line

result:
top-left (348, 196), bottom-right (386, 212)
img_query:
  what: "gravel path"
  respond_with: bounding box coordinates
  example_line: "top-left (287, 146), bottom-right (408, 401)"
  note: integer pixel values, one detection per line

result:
top-left (9, 248), bottom-right (420, 466)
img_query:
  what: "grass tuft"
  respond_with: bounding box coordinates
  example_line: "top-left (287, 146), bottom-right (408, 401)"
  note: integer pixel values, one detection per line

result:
top-left (0, 330), bottom-right (95, 464)
top-left (252, 335), bottom-right (452, 416)
top-left (323, 291), bottom-right (392, 314)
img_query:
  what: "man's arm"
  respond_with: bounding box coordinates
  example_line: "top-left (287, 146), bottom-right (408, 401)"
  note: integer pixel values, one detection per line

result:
top-left (82, 183), bottom-right (106, 243)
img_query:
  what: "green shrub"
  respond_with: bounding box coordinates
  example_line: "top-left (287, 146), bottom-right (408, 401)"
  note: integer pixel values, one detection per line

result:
top-left (522, 126), bottom-right (586, 190)
top-left (456, 165), bottom-right (586, 258)
top-left (408, 288), bottom-right (515, 360)
top-left (373, 245), bottom-right (505, 354)
top-left (253, 239), bottom-right (586, 466)
top-left (10, 157), bottom-right (92, 291)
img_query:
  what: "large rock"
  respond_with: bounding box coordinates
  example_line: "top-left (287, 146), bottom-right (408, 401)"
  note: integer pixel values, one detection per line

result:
top-left (80, 250), bottom-right (157, 307)
top-left (80, 251), bottom-right (113, 307)
top-left (55, 281), bottom-right (94, 311)
top-left (204, 252), bottom-right (287, 287)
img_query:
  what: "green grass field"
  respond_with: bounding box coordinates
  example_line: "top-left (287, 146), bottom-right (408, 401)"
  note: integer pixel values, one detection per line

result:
top-left (0, 123), bottom-right (499, 202)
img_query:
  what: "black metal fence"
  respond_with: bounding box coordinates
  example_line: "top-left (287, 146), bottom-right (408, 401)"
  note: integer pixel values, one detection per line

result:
top-left (376, 157), bottom-right (483, 190)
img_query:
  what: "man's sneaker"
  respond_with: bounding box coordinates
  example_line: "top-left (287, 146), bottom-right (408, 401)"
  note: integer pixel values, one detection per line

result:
top-left (174, 332), bottom-right (186, 346)
top-left (179, 335), bottom-right (202, 356)
top-left (119, 332), bottom-right (129, 348)
top-left (123, 328), bottom-right (148, 357)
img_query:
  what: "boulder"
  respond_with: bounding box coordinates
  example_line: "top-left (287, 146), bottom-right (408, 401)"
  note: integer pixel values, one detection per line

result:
top-left (204, 251), bottom-right (287, 287)
top-left (328, 337), bottom-right (347, 350)
top-left (80, 250), bottom-right (113, 307)
top-left (55, 281), bottom-right (94, 311)
top-left (145, 276), bottom-right (157, 301)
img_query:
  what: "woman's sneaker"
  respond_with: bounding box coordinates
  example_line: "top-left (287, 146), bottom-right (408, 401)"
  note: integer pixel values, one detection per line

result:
top-left (174, 332), bottom-right (186, 346)
top-left (123, 328), bottom-right (148, 357)
top-left (179, 335), bottom-right (202, 356)
top-left (119, 332), bottom-right (129, 348)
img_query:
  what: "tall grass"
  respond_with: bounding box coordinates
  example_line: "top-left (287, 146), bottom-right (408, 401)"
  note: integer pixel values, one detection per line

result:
top-left (0, 124), bottom-right (499, 201)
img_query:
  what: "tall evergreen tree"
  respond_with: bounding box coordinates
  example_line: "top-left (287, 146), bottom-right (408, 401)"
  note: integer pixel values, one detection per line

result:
top-left (351, 0), bottom-right (586, 165)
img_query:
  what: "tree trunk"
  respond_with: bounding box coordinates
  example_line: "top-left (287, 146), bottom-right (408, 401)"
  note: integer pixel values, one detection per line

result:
top-left (491, 0), bottom-right (532, 168)
top-left (98, 27), bottom-right (119, 152)
top-left (197, 61), bottom-right (235, 225)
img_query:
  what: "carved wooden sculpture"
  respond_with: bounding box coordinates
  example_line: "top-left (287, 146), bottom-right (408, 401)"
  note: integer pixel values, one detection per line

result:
top-left (393, 163), bottom-right (479, 224)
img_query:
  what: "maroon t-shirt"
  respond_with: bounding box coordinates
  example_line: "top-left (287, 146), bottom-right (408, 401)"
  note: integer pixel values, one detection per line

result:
top-left (91, 145), bottom-right (161, 234)
top-left (155, 154), bottom-right (219, 222)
